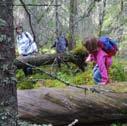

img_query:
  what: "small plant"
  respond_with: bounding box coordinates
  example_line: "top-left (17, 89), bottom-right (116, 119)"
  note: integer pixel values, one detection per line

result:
top-left (111, 122), bottom-right (127, 126)
top-left (43, 79), bottom-right (65, 88)
top-left (17, 80), bottom-right (35, 89)
top-left (109, 59), bottom-right (126, 82)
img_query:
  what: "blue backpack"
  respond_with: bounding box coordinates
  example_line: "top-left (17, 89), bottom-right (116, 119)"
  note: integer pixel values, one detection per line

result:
top-left (99, 36), bottom-right (118, 56)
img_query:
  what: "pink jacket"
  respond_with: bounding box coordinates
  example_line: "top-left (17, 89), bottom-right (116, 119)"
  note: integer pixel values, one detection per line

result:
top-left (86, 48), bottom-right (112, 83)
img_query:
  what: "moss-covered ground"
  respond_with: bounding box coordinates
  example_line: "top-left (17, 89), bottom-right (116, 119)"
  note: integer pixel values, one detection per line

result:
top-left (16, 56), bottom-right (127, 92)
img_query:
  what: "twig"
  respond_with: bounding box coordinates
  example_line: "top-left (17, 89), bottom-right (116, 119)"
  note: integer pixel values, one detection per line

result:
top-left (68, 119), bottom-right (79, 126)
top-left (19, 0), bottom-right (36, 42)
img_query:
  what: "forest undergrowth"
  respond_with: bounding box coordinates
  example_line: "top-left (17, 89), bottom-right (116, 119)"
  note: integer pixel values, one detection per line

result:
top-left (16, 56), bottom-right (127, 90)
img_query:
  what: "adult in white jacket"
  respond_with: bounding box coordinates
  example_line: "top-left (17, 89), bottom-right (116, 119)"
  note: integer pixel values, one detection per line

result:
top-left (15, 25), bottom-right (38, 76)
top-left (16, 25), bottom-right (38, 56)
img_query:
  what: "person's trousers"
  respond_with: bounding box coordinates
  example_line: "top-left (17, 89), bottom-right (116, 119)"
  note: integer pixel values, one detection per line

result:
top-left (93, 65), bottom-right (102, 84)
top-left (22, 54), bottom-right (33, 76)
top-left (23, 66), bottom-right (33, 76)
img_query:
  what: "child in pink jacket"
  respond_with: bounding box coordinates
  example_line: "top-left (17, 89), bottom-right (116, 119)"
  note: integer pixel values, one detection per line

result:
top-left (83, 37), bottom-right (112, 85)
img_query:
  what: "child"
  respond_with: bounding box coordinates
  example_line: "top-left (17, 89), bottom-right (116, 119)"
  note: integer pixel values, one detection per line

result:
top-left (51, 32), bottom-right (68, 53)
top-left (51, 32), bottom-right (68, 68)
top-left (83, 37), bottom-right (112, 85)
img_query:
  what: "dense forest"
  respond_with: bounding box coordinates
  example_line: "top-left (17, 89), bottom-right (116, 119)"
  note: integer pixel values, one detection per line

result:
top-left (13, 0), bottom-right (127, 55)
top-left (0, 0), bottom-right (127, 126)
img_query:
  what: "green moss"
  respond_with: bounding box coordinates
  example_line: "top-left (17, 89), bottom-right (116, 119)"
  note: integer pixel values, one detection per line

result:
top-left (43, 79), bottom-right (65, 88)
top-left (16, 57), bottom-right (127, 89)
top-left (72, 70), bottom-right (93, 85)
top-left (17, 81), bottom-right (35, 89)
top-left (16, 69), bottom-right (25, 80)
top-left (72, 43), bottom-right (87, 55)
top-left (111, 122), bottom-right (126, 126)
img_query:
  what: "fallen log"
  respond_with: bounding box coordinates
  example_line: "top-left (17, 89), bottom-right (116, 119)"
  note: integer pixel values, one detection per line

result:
top-left (14, 52), bottom-right (88, 71)
top-left (18, 83), bottom-right (127, 126)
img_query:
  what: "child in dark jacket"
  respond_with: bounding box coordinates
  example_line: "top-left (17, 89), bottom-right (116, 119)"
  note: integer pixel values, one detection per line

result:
top-left (51, 32), bottom-right (68, 68)
top-left (83, 37), bottom-right (112, 85)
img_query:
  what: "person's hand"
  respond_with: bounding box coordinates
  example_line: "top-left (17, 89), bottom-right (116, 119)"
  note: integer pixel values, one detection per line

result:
top-left (85, 56), bottom-right (91, 63)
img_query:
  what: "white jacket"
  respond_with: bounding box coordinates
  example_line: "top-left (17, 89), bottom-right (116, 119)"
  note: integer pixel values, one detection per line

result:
top-left (16, 32), bottom-right (38, 55)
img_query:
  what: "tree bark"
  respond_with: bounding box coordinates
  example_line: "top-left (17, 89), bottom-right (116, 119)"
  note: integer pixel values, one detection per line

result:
top-left (15, 52), bottom-right (88, 71)
top-left (17, 85), bottom-right (127, 126)
top-left (69, 0), bottom-right (77, 50)
top-left (55, 0), bottom-right (60, 37)
top-left (0, 0), bottom-right (18, 125)
top-left (98, 0), bottom-right (107, 36)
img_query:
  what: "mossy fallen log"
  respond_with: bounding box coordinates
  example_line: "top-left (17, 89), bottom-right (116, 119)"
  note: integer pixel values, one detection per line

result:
top-left (15, 52), bottom-right (88, 71)
top-left (18, 83), bottom-right (127, 126)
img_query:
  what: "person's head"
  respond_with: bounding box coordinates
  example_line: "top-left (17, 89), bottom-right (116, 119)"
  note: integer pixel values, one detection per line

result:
top-left (15, 25), bottom-right (23, 34)
top-left (83, 37), bottom-right (99, 54)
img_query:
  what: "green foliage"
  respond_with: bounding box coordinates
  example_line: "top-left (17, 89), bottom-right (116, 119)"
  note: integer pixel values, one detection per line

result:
top-left (72, 42), bottom-right (86, 54)
top-left (16, 70), bottom-right (35, 89)
top-left (43, 79), bottom-right (65, 88)
top-left (109, 58), bottom-right (127, 82)
top-left (100, 1), bottom-right (127, 36)
top-left (16, 57), bottom-right (127, 90)
top-left (72, 65), bottom-right (93, 85)
top-left (16, 64), bottom-right (93, 89)
top-left (40, 48), bottom-right (55, 54)
top-left (17, 80), bottom-right (36, 89)
top-left (111, 122), bottom-right (127, 126)
top-left (71, 42), bottom-right (88, 64)
top-left (16, 70), bottom-right (25, 80)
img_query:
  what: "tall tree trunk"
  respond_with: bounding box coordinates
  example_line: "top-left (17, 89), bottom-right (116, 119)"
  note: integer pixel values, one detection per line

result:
top-left (120, 0), bottom-right (123, 13)
top-left (98, 0), bottom-right (107, 36)
top-left (0, 0), bottom-right (18, 125)
top-left (55, 0), bottom-right (60, 37)
top-left (69, 0), bottom-right (77, 50)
